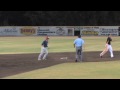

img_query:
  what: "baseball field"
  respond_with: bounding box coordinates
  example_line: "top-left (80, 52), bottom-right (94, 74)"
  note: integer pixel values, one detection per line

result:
top-left (1, 36), bottom-right (120, 79)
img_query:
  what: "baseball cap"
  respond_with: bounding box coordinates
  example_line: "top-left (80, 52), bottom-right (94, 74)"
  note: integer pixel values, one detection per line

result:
top-left (46, 36), bottom-right (49, 39)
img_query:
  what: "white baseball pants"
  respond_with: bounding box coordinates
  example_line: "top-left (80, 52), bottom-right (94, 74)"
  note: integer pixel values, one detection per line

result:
top-left (100, 45), bottom-right (114, 58)
top-left (108, 45), bottom-right (114, 58)
top-left (38, 47), bottom-right (48, 60)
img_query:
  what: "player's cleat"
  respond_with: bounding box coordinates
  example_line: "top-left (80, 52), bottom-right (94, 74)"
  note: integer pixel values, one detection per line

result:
top-left (99, 55), bottom-right (102, 58)
top-left (38, 59), bottom-right (41, 61)
top-left (80, 60), bottom-right (82, 62)
top-left (111, 56), bottom-right (114, 58)
top-left (100, 54), bottom-right (102, 58)
top-left (75, 60), bottom-right (77, 62)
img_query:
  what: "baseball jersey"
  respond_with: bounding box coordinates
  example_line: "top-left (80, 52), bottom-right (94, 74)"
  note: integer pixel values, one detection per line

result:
top-left (42, 40), bottom-right (48, 47)
top-left (74, 38), bottom-right (84, 47)
top-left (107, 37), bottom-right (112, 45)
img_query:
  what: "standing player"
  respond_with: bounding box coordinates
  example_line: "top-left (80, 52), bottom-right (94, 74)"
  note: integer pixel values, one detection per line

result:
top-left (38, 36), bottom-right (49, 61)
top-left (74, 35), bottom-right (85, 62)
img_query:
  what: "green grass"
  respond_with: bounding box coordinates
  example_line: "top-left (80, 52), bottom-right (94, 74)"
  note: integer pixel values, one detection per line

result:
top-left (3, 61), bottom-right (120, 79)
top-left (1, 36), bottom-right (120, 79)
top-left (0, 36), bottom-right (120, 54)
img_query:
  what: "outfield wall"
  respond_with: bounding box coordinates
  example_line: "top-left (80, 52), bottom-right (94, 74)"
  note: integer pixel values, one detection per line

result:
top-left (0, 26), bottom-right (74, 36)
top-left (79, 26), bottom-right (118, 36)
top-left (0, 26), bottom-right (119, 36)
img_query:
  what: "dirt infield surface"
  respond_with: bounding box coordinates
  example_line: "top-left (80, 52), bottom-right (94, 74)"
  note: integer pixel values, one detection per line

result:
top-left (0, 51), bottom-right (120, 78)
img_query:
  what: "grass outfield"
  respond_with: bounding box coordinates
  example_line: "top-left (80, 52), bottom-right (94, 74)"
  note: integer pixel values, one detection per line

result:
top-left (3, 61), bottom-right (120, 79)
top-left (1, 36), bottom-right (120, 79)
top-left (0, 36), bottom-right (120, 54)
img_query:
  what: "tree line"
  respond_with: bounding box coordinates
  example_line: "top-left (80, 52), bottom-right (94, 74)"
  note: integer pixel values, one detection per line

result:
top-left (0, 11), bottom-right (120, 26)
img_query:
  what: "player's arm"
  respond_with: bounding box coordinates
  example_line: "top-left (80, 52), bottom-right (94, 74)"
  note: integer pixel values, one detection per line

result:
top-left (41, 41), bottom-right (45, 47)
top-left (110, 38), bottom-right (112, 41)
top-left (107, 37), bottom-right (109, 42)
top-left (73, 40), bottom-right (76, 48)
top-left (74, 44), bottom-right (75, 48)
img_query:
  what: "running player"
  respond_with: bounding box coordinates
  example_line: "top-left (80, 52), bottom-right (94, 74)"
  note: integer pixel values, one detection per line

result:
top-left (38, 36), bottom-right (49, 61)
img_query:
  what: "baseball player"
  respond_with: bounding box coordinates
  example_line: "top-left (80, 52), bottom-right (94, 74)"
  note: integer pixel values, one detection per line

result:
top-left (100, 34), bottom-right (114, 58)
top-left (38, 36), bottom-right (49, 61)
top-left (107, 34), bottom-right (114, 58)
top-left (74, 35), bottom-right (85, 62)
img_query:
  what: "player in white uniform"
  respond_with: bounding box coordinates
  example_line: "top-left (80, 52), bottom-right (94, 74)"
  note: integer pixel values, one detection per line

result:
top-left (100, 34), bottom-right (114, 58)
top-left (107, 34), bottom-right (114, 58)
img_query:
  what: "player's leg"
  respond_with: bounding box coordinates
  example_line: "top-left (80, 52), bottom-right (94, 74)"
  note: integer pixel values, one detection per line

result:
top-left (42, 48), bottom-right (48, 60)
top-left (38, 47), bottom-right (45, 60)
top-left (109, 45), bottom-right (114, 58)
top-left (75, 47), bottom-right (79, 62)
top-left (77, 49), bottom-right (80, 61)
top-left (100, 48), bottom-right (108, 57)
top-left (80, 47), bottom-right (83, 62)
top-left (77, 46), bottom-right (82, 61)
top-left (76, 47), bottom-right (82, 62)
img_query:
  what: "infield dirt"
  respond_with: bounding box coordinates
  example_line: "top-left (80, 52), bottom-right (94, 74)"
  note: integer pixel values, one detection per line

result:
top-left (0, 51), bottom-right (120, 78)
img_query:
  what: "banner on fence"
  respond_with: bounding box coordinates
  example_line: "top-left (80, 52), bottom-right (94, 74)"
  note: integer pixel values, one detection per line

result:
top-left (0, 26), bottom-right (119, 36)
top-left (0, 27), bottom-right (19, 36)
top-left (99, 26), bottom-right (118, 36)
top-left (37, 27), bottom-right (74, 36)
top-left (80, 26), bottom-right (99, 36)
top-left (20, 26), bottom-right (37, 36)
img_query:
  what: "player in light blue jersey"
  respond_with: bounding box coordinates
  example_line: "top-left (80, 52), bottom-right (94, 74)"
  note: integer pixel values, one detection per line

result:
top-left (74, 35), bottom-right (84, 62)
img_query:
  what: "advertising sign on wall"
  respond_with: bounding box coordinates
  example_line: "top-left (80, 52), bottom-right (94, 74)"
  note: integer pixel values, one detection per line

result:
top-left (37, 27), bottom-right (74, 36)
top-left (81, 26), bottom-right (99, 36)
top-left (0, 26), bottom-right (119, 36)
top-left (20, 26), bottom-right (37, 36)
top-left (37, 27), bottom-right (56, 36)
top-left (0, 27), bottom-right (19, 36)
top-left (99, 26), bottom-right (118, 36)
